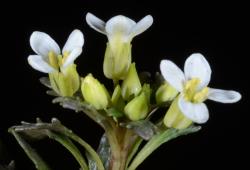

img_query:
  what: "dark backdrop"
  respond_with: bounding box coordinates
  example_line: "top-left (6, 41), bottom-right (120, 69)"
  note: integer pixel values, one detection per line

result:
top-left (0, 0), bottom-right (248, 169)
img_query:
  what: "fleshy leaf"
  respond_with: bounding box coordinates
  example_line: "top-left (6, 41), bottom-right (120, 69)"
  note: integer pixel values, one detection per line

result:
top-left (120, 120), bottom-right (158, 140)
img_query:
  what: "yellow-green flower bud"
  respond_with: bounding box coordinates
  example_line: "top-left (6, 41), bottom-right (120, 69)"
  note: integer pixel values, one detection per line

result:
top-left (156, 82), bottom-right (178, 104)
top-left (49, 64), bottom-right (80, 97)
top-left (124, 92), bottom-right (149, 121)
top-left (121, 63), bottom-right (142, 101)
top-left (163, 96), bottom-right (192, 129)
top-left (111, 85), bottom-right (125, 110)
top-left (81, 74), bottom-right (110, 110)
top-left (103, 43), bottom-right (131, 80)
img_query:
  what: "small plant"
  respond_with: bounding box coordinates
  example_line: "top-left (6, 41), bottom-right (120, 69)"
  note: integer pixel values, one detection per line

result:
top-left (8, 12), bottom-right (241, 170)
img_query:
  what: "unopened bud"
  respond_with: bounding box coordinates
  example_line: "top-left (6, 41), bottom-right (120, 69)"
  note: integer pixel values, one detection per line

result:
top-left (124, 92), bottom-right (149, 121)
top-left (81, 74), bottom-right (110, 110)
top-left (121, 63), bottom-right (142, 100)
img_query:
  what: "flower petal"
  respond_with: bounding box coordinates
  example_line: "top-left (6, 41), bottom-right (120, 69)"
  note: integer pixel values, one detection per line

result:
top-left (160, 60), bottom-right (185, 92)
top-left (62, 47), bottom-right (82, 69)
top-left (178, 96), bottom-right (209, 123)
top-left (28, 55), bottom-right (55, 73)
top-left (184, 53), bottom-right (211, 89)
top-left (63, 29), bottom-right (84, 53)
top-left (208, 88), bottom-right (241, 103)
top-left (30, 31), bottom-right (60, 57)
top-left (105, 15), bottom-right (136, 42)
top-left (86, 13), bottom-right (106, 34)
top-left (130, 15), bottom-right (153, 38)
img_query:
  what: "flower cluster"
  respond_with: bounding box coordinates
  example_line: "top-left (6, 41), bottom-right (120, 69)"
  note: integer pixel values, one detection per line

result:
top-left (28, 13), bottom-right (241, 130)
top-left (13, 12), bottom-right (242, 170)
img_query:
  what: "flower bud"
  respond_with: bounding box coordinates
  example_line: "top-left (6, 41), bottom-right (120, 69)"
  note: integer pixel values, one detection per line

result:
top-left (49, 64), bottom-right (80, 97)
top-left (163, 97), bottom-right (192, 129)
top-left (121, 63), bottom-right (142, 100)
top-left (156, 82), bottom-right (178, 104)
top-left (103, 42), bottom-right (131, 80)
top-left (124, 92), bottom-right (149, 121)
top-left (81, 74), bottom-right (110, 110)
top-left (111, 85), bottom-right (125, 111)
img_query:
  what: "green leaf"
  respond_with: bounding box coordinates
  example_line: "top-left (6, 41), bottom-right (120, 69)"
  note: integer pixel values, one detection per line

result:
top-left (125, 138), bottom-right (143, 169)
top-left (120, 120), bottom-right (158, 140)
top-left (47, 132), bottom-right (89, 170)
top-left (86, 152), bottom-right (97, 170)
top-left (9, 118), bottom-right (105, 170)
top-left (64, 128), bottom-right (105, 170)
top-left (127, 126), bottom-right (201, 170)
top-left (8, 129), bottom-right (51, 170)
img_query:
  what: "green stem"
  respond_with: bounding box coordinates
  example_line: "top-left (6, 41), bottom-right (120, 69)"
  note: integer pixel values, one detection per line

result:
top-left (48, 131), bottom-right (89, 170)
top-left (9, 130), bottom-right (51, 170)
top-left (105, 125), bottom-right (139, 170)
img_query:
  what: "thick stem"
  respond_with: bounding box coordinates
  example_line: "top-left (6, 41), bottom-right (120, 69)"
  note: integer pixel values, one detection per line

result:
top-left (105, 124), bottom-right (137, 170)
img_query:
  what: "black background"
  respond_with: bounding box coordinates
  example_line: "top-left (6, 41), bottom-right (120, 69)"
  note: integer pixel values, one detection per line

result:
top-left (0, 0), bottom-right (248, 169)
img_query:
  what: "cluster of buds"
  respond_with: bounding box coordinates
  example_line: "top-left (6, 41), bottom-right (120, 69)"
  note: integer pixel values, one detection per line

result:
top-left (28, 13), bottom-right (241, 130)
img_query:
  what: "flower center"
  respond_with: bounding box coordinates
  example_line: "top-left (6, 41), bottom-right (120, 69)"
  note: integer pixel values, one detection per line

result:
top-left (48, 51), bottom-right (70, 70)
top-left (183, 78), bottom-right (209, 103)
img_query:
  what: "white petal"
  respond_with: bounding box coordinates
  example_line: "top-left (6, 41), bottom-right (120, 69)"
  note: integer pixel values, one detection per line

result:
top-left (86, 13), bottom-right (106, 34)
top-left (178, 96), bottom-right (209, 124)
top-left (62, 48), bottom-right (82, 69)
top-left (184, 53), bottom-right (211, 89)
top-left (28, 55), bottom-right (55, 73)
top-left (63, 29), bottom-right (84, 53)
top-left (105, 15), bottom-right (136, 42)
top-left (208, 88), bottom-right (241, 103)
top-left (130, 15), bottom-right (153, 38)
top-left (160, 60), bottom-right (185, 92)
top-left (30, 31), bottom-right (60, 57)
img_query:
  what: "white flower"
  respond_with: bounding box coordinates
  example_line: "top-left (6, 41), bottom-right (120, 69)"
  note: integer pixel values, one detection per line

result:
top-left (28, 29), bottom-right (84, 73)
top-left (160, 53), bottom-right (241, 124)
top-left (86, 13), bottom-right (153, 50)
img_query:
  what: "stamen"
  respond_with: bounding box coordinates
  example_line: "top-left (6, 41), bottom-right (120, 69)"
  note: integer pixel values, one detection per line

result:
top-left (62, 51), bottom-right (70, 65)
top-left (184, 78), bottom-right (200, 101)
top-left (48, 51), bottom-right (59, 69)
top-left (193, 87), bottom-right (209, 103)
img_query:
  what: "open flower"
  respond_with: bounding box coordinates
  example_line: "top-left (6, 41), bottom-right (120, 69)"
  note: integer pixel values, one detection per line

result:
top-left (86, 13), bottom-right (153, 80)
top-left (28, 30), bottom-right (84, 97)
top-left (28, 29), bottom-right (84, 73)
top-left (160, 53), bottom-right (241, 126)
